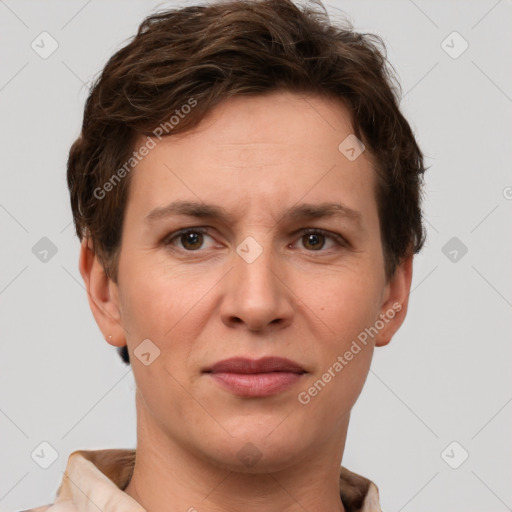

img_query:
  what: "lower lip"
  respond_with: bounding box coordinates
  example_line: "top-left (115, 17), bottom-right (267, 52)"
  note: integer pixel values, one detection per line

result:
top-left (208, 372), bottom-right (303, 397)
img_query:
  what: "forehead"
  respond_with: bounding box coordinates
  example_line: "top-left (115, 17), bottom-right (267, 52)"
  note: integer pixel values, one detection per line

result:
top-left (125, 91), bottom-right (378, 227)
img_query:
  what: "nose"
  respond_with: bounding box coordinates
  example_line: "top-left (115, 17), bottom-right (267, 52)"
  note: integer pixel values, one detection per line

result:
top-left (219, 242), bottom-right (294, 332)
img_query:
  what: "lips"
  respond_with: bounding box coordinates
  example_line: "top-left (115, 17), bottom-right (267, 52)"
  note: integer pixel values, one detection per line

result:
top-left (204, 356), bottom-right (305, 374)
top-left (203, 357), bottom-right (306, 397)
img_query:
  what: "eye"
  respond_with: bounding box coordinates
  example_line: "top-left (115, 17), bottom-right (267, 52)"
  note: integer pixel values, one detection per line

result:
top-left (164, 227), bottom-right (218, 251)
top-left (163, 227), bottom-right (347, 253)
top-left (292, 228), bottom-right (347, 251)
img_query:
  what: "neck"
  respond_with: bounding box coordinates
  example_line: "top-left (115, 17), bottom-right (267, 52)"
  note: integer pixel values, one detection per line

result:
top-left (124, 397), bottom-right (349, 512)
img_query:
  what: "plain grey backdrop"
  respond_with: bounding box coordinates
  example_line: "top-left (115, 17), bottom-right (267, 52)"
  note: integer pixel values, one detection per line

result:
top-left (1, 1), bottom-right (511, 511)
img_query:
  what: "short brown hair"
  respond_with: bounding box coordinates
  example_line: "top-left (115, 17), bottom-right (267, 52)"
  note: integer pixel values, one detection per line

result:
top-left (67, 0), bottom-right (427, 365)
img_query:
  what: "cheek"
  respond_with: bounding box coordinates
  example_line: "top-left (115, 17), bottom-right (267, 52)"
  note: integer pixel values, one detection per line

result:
top-left (296, 276), bottom-right (379, 423)
top-left (299, 271), bottom-right (381, 395)
top-left (119, 266), bottom-right (209, 424)
top-left (307, 269), bottom-right (382, 341)
top-left (118, 258), bottom-right (216, 341)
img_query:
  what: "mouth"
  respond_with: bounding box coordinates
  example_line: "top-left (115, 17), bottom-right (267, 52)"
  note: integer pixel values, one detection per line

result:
top-left (203, 357), bottom-right (306, 397)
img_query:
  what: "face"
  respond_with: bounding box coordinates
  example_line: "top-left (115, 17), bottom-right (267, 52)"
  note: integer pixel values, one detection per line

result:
top-left (84, 91), bottom-right (411, 472)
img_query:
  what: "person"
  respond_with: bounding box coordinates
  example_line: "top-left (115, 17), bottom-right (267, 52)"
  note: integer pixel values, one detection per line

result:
top-left (25, 0), bottom-right (426, 510)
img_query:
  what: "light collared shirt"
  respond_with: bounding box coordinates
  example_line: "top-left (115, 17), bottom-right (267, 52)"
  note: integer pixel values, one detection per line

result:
top-left (24, 448), bottom-right (382, 512)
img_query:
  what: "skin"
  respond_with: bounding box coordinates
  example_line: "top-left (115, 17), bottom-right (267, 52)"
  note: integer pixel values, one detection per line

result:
top-left (79, 91), bottom-right (413, 512)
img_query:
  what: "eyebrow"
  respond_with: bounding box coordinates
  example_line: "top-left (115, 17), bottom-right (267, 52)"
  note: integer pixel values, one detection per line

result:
top-left (144, 200), bottom-right (363, 227)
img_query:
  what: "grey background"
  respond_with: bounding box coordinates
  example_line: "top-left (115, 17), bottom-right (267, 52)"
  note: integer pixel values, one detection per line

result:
top-left (1, 1), bottom-right (511, 511)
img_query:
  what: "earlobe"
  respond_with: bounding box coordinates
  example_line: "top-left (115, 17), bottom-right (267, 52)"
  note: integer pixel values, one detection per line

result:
top-left (374, 255), bottom-right (414, 347)
top-left (78, 238), bottom-right (125, 348)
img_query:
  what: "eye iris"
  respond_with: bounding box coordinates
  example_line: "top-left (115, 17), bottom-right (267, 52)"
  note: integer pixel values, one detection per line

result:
top-left (181, 232), bottom-right (203, 250)
top-left (303, 233), bottom-right (324, 250)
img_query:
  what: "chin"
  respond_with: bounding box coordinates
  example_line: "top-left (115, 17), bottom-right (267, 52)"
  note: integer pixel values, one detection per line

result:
top-left (202, 432), bottom-right (307, 473)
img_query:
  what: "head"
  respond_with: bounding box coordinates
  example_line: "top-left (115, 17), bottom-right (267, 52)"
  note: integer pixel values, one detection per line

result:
top-left (72, 0), bottom-right (425, 471)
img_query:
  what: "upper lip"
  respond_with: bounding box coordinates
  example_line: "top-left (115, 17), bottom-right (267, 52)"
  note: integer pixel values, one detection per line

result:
top-left (204, 357), bottom-right (306, 374)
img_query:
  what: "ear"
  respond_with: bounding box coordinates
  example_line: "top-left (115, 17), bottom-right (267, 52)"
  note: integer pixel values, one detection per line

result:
top-left (374, 254), bottom-right (414, 348)
top-left (78, 238), bottom-right (125, 348)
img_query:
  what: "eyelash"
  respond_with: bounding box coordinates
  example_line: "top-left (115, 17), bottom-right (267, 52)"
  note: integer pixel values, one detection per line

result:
top-left (163, 227), bottom-right (348, 252)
